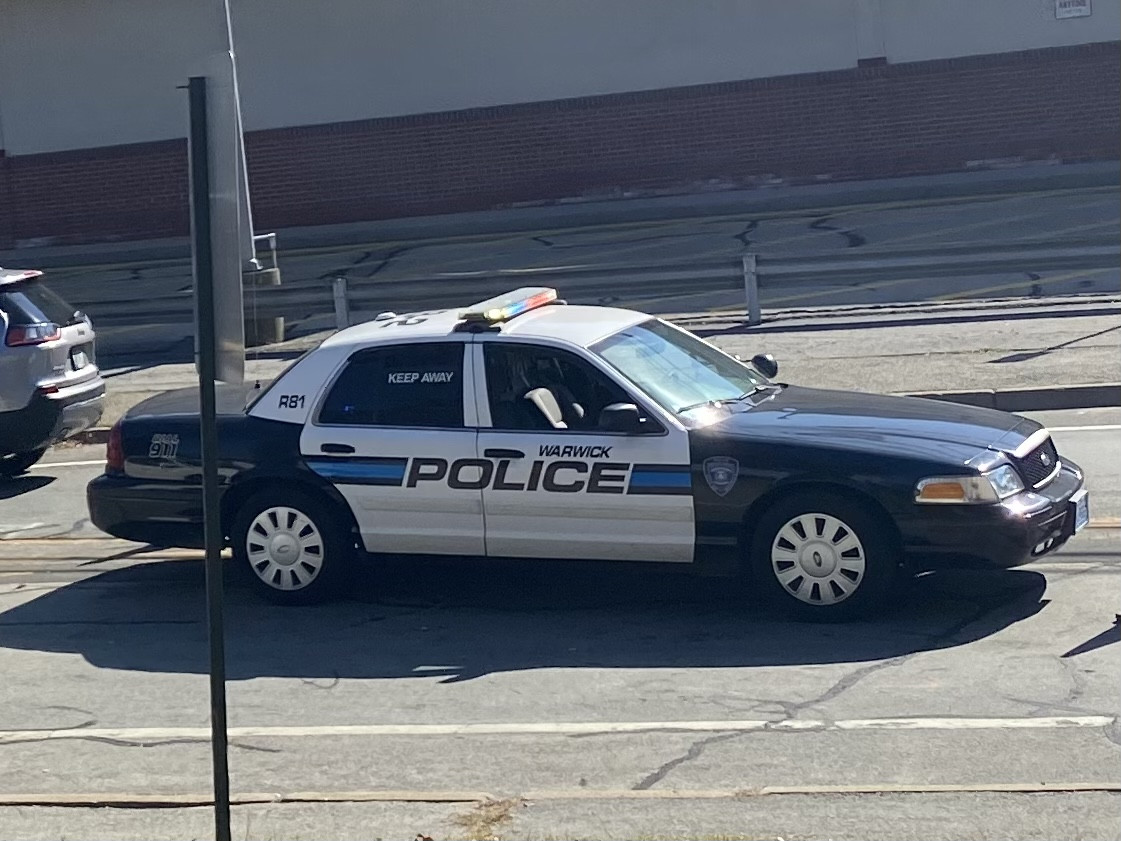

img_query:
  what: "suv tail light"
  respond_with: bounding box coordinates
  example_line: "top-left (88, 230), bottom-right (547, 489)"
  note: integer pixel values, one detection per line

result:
top-left (5, 322), bottom-right (61, 346)
top-left (106, 421), bottom-right (125, 474)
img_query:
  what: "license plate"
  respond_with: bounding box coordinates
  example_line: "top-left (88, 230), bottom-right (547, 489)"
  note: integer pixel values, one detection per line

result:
top-left (70, 348), bottom-right (90, 370)
top-left (1071, 489), bottom-right (1090, 533)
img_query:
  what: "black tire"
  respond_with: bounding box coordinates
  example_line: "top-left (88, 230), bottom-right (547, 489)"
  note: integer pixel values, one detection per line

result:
top-left (750, 490), bottom-right (902, 621)
top-left (231, 488), bottom-right (355, 605)
top-left (0, 449), bottom-right (47, 478)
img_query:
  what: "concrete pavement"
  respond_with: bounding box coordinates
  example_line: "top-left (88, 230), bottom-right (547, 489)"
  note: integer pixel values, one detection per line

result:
top-left (4, 161), bottom-right (1116, 269)
top-left (0, 408), bottom-right (1117, 839)
top-left (0, 536), bottom-right (1117, 839)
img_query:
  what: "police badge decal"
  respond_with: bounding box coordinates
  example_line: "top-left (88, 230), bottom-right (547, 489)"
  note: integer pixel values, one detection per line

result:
top-left (702, 456), bottom-right (739, 497)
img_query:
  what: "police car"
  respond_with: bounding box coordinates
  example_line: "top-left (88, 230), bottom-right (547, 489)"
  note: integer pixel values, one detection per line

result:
top-left (87, 288), bottom-right (1090, 619)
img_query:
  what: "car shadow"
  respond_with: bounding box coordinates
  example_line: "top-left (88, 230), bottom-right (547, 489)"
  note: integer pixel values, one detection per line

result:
top-left (0, 555), bottom-right (1049, 683)
top-left (0, 474), bottom-right (55, 499)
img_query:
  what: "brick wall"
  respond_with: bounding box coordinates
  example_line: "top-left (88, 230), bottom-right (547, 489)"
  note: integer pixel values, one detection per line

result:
top-left (1, 42), bottom-right (1117, 249)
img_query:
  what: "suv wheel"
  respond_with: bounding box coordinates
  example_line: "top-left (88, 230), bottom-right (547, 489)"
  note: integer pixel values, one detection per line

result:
top-left (751, 491), bottom-right (901, 621)
top-left (0, 449), bottom-right (47, 478)
top-left (232, 489), bottom-right (354, 605)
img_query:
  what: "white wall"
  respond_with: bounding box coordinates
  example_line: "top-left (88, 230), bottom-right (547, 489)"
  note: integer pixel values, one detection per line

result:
top-left (883, 0), bottom-right (1119, 62)
top-left (0, 0), bottom-right (1116, 156)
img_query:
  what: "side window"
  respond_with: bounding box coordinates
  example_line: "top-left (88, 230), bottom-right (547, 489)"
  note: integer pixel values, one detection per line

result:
top-left (484, 343), bottom-right (633, 432)
top-left (318, 343), bottom-right (464, 428)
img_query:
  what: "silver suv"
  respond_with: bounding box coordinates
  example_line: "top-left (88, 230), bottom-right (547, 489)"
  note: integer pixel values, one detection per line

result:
top-left (0, 268), bottom-right (105, 476)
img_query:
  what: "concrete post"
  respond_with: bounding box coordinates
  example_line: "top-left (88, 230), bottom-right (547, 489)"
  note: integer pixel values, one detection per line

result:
top-left (743, 253), bottom-right (761, 326)
top-left (333, 277), bottom-right (350, 330)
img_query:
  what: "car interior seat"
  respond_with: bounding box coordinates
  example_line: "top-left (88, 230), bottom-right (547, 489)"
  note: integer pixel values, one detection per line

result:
top-left (524, 356), bottom-right (586, 429)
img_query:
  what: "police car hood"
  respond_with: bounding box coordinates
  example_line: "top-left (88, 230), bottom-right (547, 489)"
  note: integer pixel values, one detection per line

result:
top-left (693, 385), bottom-right (1039, 461)
top-left (125, 384), bottom-right (258, 418)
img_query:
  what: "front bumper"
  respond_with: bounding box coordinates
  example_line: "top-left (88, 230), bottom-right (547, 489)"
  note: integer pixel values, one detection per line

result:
top-left (899, 459), bottom-right (1088, 570)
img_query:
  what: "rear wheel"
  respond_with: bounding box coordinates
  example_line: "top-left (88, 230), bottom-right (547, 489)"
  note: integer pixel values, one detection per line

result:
top-left (751, 490), bottom-right (901, 621)
top-left (0, 449), bottom-right (47, 478)
top-left (232, 489), bottom-right (354, 605)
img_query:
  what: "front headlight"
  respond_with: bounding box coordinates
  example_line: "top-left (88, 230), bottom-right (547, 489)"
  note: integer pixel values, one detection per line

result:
top-left (915, 464), bottom-right (1024, 504)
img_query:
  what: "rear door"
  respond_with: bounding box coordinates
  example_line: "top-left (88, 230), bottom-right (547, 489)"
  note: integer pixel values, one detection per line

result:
top-left (473, 339), bottom-right (695, 563)
top-left (299, 339), bottom-right (485, 556)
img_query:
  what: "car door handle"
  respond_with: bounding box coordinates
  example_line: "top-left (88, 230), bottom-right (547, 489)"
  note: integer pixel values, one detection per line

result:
top-left (484, 448), bottom-right (525, 459)
top-left (320, 443), bottom-right (355, 454)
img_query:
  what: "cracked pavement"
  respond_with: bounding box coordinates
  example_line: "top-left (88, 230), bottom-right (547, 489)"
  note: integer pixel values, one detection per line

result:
top-left (0, 412), bottom-right (1117, 839)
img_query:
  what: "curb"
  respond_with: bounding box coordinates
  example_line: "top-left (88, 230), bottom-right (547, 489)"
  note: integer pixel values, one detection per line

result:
top-left (900, 382), bottom-right (1121, 412)
top-left (69, 382), bottom-right (1119, 447)
top-left (72, 427), bottom-right (112, 446)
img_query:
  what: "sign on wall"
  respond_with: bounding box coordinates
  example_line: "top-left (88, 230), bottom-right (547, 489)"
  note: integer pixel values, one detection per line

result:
top-left (1055, 0), bottom-right (1092, 19)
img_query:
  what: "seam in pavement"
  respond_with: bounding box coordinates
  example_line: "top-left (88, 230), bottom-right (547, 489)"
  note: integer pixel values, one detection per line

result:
top-left (1, 782), bottom-right (1120, 809)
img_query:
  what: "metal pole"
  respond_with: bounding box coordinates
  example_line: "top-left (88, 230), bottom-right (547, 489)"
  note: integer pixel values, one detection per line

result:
top-left (187, 75), bottom-right (232, 841)
top-left (333, 276), bottom-right (350, 330)
top-left (743, 253), bottom-right (761, 326)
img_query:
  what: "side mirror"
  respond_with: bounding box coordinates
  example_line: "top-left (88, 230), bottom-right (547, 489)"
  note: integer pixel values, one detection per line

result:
top-left (751, 353), bottom-right (778, 379)
top-left (599, 402), bottom-right (645, 433)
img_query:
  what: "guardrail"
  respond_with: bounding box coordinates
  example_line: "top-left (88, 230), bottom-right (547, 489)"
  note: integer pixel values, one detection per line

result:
top-left (86, 239), bottom-right (1119, 330)
top-left (321, 240), bottom-right (1120, 329)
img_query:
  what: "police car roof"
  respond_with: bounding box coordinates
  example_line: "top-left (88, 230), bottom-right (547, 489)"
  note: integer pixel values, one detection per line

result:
top-left (321, 301), bottom-right (650, 349)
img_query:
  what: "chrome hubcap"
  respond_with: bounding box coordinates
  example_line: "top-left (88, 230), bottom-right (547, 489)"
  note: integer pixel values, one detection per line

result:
top-left (771, 513), bottom-right (866, 605)
top-left (246, 506), bottom-right (324, 591)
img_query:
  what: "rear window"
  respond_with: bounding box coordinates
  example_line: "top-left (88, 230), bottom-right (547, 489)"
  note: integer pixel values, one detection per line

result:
top-left (0, 279), bottom-right (81, 326)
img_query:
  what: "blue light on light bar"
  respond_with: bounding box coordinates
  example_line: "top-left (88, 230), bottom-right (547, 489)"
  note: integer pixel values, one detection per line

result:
top-left (461, 287), bottom-right (558, 323)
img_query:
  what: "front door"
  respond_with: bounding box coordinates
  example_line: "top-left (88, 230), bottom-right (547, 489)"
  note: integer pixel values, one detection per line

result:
top-left (474, 340), bottom-right (694, 563)
top-left (300, 340), bottom-right (485, 556)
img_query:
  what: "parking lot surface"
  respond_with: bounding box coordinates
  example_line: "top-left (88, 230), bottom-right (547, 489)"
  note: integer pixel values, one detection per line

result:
top-left (0, 408), bottom-right (1117, 839)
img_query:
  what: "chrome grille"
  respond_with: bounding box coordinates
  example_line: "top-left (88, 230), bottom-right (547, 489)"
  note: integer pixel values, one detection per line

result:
top-left (1015, 437), bottom-right (1060, 488)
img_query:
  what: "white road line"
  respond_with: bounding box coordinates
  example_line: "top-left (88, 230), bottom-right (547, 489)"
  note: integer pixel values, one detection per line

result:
top-left (0, 715), bottom-right (1111, 745)
top-left (30, 459), bottom-right (105, 470)
top-left (1048, 424), bottom-right (1121, 433)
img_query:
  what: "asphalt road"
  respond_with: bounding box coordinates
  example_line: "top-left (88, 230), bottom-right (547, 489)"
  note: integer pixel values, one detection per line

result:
top-left (31, 184), bottom-right (1120, 368)
top-left (0, 408), bottom-right (1117, 839)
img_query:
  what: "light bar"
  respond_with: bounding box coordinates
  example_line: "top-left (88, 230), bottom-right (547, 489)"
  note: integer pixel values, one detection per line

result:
top-left (461, 287), bottom-right (558, 323)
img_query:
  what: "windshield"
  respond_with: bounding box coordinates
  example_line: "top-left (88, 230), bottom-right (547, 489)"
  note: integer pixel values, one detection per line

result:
top-left (592, 318), bottom-right (768, 415)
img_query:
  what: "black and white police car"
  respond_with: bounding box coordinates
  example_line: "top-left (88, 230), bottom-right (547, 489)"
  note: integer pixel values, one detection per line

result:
top-left (87, 288), bottom-right (1090, 619)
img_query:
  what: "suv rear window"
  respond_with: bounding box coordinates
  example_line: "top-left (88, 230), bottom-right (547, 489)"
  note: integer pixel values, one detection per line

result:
top-left (0, 279), bottom-right (82, 326)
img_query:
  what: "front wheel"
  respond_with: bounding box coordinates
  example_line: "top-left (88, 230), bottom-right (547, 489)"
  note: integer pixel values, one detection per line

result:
top-left (751, 491), bottom-right (901, 621)
top-left (232, 489), bottom-right (355, 605)
top-left (0, 449), bottom-right (47, 478)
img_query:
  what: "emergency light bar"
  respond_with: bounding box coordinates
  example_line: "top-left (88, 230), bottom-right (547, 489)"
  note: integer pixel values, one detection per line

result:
top-left (460, 287), bottom-right (559, 323)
